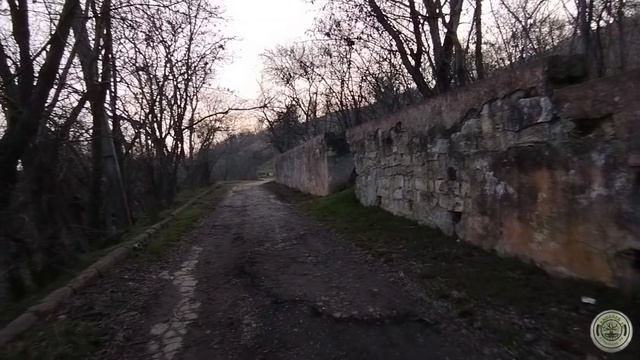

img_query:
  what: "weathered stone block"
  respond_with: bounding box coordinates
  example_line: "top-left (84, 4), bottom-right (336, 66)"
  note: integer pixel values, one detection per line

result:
top-left (502, 96), bottom-right (553, 132)
top-left (460, 182), bottom-right (471, 197)
top-left (414, 178), bottom-right (427, 191)
top-left (392, 189), bottom-right (403, 200)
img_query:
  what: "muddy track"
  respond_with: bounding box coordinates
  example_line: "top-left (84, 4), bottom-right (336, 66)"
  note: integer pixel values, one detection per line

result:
top-left (177, 182), bottom-right (482, 360)
top-left (7, 182), bottom-right (537, 359)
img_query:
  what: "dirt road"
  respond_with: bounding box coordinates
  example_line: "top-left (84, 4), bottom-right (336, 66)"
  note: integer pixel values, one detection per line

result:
top-left (139, 181), bottom-right (481, 359)
top-left (12, 181), bottom-right (632, 359)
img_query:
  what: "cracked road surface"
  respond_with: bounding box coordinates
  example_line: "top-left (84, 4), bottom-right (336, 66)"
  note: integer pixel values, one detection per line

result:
top-left (8, 181), bottom-right (637, 360)
top-left (144, 181), bottom-right (479, 359)
top-left (42, 181), bottom-right (490, 360)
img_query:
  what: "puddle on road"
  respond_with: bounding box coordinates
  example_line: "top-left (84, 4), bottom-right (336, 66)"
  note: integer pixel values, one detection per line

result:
top-left (147, 245), bottom-right (203, 360)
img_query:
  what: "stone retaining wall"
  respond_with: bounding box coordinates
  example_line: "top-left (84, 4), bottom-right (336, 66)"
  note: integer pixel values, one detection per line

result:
top-left (275, 133), bottom-right (354, 196)
top-left (347, 58), bottom-right (640, 285)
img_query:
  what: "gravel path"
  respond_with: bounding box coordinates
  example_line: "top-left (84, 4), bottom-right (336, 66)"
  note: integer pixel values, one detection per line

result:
top-left (77, 181), bottom-right (486, 359)
top-left (18, 181), bottom-right (618, 360)
top-left (172, 182), bottom-right (485, 360)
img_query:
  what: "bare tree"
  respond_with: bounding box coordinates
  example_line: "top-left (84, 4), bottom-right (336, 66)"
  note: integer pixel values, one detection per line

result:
top-left (0, 0), bottom-right (240, 299)
top-left (0, 0), bottom-right (80, 295)
top-left (484, 0), bottom-right (569, 69)
top-left (72, 0), bottom-right (131, 232)
top-left (262, 44), bottom-right (324, 132)
top-left (258, 101), bottom-right (307, 153)
top-left (114, 0), bottom-right (230, 205)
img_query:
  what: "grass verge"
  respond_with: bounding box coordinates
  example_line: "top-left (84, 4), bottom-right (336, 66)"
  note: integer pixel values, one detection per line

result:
top-left (144, 186), bottom-right (226, 255)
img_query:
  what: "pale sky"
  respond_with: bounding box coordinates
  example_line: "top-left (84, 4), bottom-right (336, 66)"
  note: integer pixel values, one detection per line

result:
top-left (217, 0), bottom-right (322, 100)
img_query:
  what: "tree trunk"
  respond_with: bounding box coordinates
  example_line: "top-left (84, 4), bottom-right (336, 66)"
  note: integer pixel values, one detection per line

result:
top-left (73, 0), bottom-right (131, 234)
top-left (368, 0), bottom-right (433, 98)
top-left (576, 0), bottom-right (591, 56)
top-left (474, 0), bottom-right (485, 80)
top-left (0, 0), bottom-right (78, 298)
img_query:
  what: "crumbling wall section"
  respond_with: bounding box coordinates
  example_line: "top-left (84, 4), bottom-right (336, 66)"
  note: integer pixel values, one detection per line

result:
top-left (347, 58), bottom-right (640, 285)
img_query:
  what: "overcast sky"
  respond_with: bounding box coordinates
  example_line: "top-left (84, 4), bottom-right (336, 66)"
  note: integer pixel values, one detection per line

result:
top-left (217, 0), bottom-right (322, 100)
